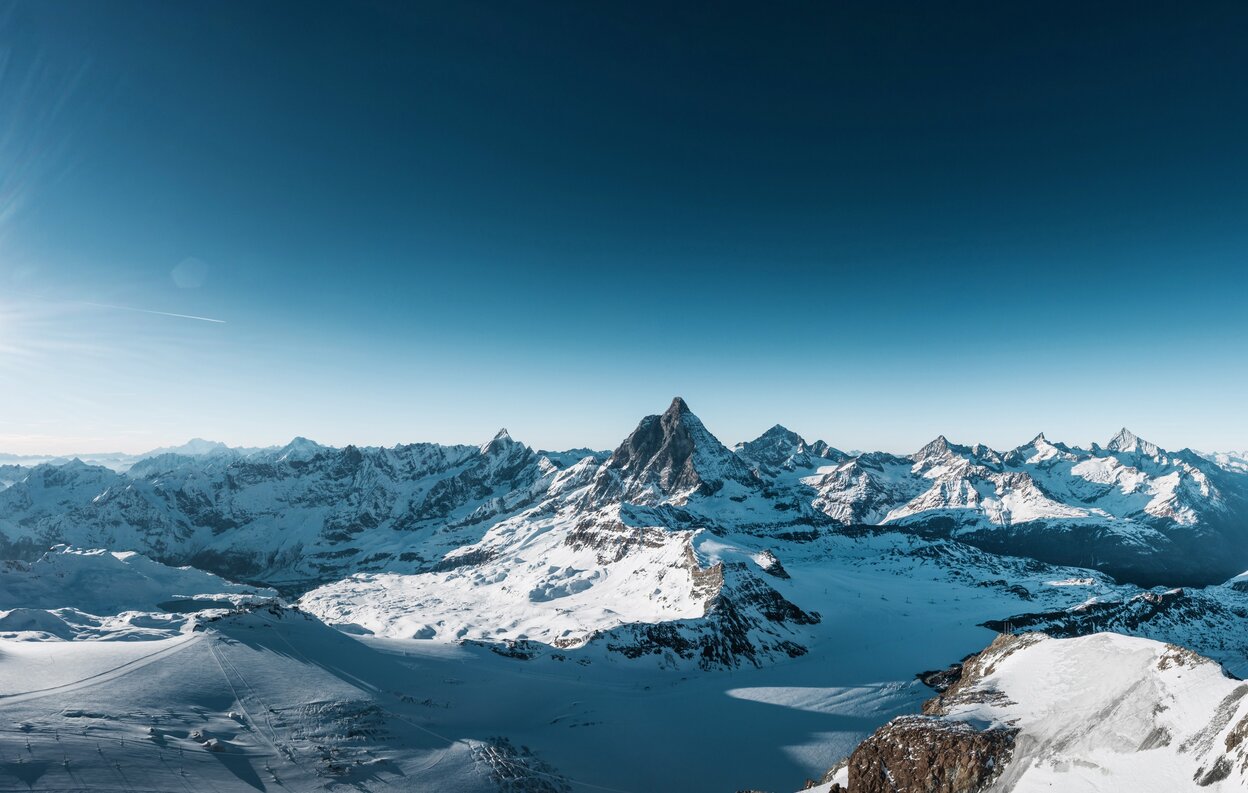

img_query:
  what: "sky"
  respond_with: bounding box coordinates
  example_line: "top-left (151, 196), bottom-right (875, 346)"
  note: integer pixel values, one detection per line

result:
top-left (1, 0), bottom-right (1247, 456)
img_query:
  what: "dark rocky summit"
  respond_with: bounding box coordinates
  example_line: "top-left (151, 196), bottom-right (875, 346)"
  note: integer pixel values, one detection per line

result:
top-left (587, 397), bottom-right (759, 505)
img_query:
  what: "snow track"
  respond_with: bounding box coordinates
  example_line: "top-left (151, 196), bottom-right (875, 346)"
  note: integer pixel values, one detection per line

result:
top-left (0, 633), bottom-right (200, 705)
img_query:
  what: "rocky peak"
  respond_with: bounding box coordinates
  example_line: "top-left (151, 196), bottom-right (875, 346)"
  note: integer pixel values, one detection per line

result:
top-left (1106, 427), bottom-right (1162, 457)
top-left (1005, 431), bottom-right (1072, 465)
top-left (913, 435), bottom-right (966, 463)
top-left (758, 424), bottom-right (806, 446)
top-left (480, 428), bottom-right (518, 455)
top-left (806, 439), bottom-right (840, 459)
top-left (591, 397), bottom-right (757, 504)
top-left (737, 424), bottom-right (844, 471)
top-left (471, 428), bottom-right (536, 486)
top-left (30, 458), bottom-right (113, 485)
top-left (736, 424), bottom-right (806, 463)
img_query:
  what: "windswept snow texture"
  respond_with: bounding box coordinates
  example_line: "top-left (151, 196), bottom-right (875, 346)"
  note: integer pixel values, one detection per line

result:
top-left (7, 536), bottom-right (1245, 792)
top-left (929, 633), bottom-right (1248, 791)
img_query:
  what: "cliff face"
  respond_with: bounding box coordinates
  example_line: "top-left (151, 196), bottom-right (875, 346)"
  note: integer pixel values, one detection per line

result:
top-left (843, 716), bottom-right (1016, 793)
top-left (823, 634), bottom-right (1030, 793)
top-left (588, 397), bottom-right (760, 506)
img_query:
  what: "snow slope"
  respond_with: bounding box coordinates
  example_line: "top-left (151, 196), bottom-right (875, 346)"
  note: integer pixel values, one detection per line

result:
top-left (5, 535), bottom-right (1248, 791)
top-left (0, 546), bottom-right (278, 641)
top-left (0, 540), bottom-right (1102, 793)
top-left (937, 633), bottom-right (1247, 791)
top-left (0, 605), bottom-right (508, 792)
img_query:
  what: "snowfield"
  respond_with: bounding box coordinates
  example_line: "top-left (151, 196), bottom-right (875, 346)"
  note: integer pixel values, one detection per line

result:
top-left (976, 634), bottom-right (1248, 791)
top-left (300, 508), bottom-right (712, 644)
top-left (932, 633), bottom-right (1248, 791)
top-left (0, 546), bottom-right (277, 641)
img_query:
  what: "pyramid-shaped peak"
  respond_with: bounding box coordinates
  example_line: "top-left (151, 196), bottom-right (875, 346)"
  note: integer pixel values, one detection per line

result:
top-left (1106, 428), bottom-right (1161, 456)
top-left (480, 427), bottom-right (524, 455)
top-left (1018, 432), bottom-right (1055, 450)
top-left (666, 396), bottom-right (691, 416)
top-left (915, 435), bottom-right (954, 459)
top-left (735, 423), bottom-right (844, 469)
top-left (1107, 427), bottom-right (1137, 448)
top-left (755, 424), bottom-right (804, 443)
top-left (735, 424), bottom-right (809, 466)
top-left (591, 397), bottom-right (755, 504)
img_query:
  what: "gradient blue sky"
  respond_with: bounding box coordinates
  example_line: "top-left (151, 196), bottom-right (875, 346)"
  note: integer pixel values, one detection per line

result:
top-left (2, 0), bottom-right (1247, 455)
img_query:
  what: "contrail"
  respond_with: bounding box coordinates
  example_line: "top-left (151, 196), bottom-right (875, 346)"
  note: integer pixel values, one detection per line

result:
top-left (76, 301), bottom-right (226, 324)
top-left (8, 291), bottom-right (227, 324)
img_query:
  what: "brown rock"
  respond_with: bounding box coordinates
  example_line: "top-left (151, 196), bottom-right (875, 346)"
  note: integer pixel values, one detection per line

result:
top-left (847, 715), bottom-right (1016, 793)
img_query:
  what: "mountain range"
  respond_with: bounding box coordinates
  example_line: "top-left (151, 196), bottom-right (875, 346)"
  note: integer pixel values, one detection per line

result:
top-left (3, 397), bottom-right (1246, 590)
top-left (3, 397), bottom-right (1248, 791)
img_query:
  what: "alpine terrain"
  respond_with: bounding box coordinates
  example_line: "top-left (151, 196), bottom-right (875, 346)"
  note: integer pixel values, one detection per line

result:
top-left (2, 398), bottom-right (1247, 792)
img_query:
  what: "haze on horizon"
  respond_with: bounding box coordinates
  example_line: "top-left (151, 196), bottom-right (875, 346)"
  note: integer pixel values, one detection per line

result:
top-left (2, 1), bottom-right (1247, 456)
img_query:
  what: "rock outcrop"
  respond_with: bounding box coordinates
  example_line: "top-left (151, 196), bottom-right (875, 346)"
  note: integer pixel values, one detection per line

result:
top-left (588, 397), bottom-right (759, 506)
top-left (845, 715), bottom-right (1016, 793)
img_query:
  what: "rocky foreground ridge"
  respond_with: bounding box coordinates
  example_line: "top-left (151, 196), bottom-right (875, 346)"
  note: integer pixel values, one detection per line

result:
top-left (801, 632), bottom-right (1248, 793)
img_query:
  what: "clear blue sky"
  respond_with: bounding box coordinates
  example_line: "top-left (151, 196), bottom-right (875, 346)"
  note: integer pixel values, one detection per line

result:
top-left (2, 0), bottom-right (1247, 455)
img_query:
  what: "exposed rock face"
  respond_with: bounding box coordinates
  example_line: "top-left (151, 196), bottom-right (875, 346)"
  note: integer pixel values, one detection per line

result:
top-left (735, 425), bottom-right (845, 473)
top-left (598, 555), bottom-right (820, 670)
top-left (846, 715), bottom-right (1016, 793)
top-left (588, 397), bottom-right (758, 505)
top-left (823, 634), bottom-right (1031, 792)
top-left (920, 632), bottom-right (1042, 716)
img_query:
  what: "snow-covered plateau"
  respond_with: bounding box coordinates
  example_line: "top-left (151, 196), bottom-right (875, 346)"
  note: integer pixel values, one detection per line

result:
top-left (2, 397), bottom-right (1247, 792)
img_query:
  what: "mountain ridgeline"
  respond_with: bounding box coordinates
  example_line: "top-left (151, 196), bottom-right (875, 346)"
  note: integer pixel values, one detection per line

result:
top-left (1, 397), bottom-right (1246, 591)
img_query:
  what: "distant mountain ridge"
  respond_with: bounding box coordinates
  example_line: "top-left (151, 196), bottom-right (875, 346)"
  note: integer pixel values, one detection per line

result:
top-left (2, 398), bottom-right (1247, 592)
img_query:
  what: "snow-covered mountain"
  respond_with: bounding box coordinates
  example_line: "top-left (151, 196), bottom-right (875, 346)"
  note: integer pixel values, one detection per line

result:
top-left (802, 428), bottom-right (1248, 586)
top-left (3, 398), bottom-right (1247, 608)
top-left (1202, 449), bottom-right (1248, 474)
top-left (810, 632), bottom-right (1248, 792)
top-left (0, 438), bottom-right (269, 474)
top-left (0, 431), bottom-right (556, 588)
top-left (4, 397), bottom-right (1248, 791)
top-left (0, 600), bottom-right (547, 792)
top-left (0, 545), bottom-right (277, 640)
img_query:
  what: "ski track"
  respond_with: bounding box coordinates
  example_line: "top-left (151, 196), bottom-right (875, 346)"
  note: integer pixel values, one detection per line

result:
top-left (0, 633), bottom-right (200, 705)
